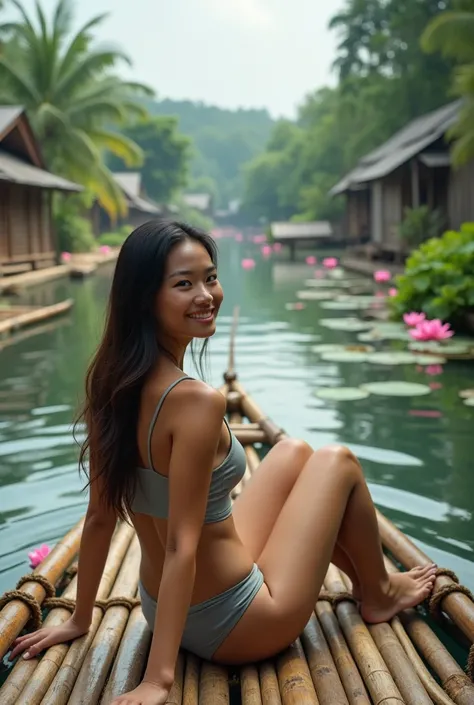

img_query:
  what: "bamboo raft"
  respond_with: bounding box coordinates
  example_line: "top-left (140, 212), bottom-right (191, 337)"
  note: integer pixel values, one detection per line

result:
top-left (1, 314), bottom-right (474, 704)
top-left (0, 300), bottom-right (73, 338)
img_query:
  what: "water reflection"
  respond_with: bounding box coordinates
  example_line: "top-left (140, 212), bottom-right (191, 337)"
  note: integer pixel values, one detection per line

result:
top-left (0, 245), bottom-right (473, 593)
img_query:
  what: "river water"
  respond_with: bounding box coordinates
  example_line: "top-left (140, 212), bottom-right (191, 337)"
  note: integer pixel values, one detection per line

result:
top-left (1, 239), bottom-right (473, 597)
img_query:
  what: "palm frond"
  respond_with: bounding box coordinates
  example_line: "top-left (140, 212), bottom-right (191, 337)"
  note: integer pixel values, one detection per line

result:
top-left (421, 12), bottom-right (474, 62)
top-left (54, 47), bottom-right (131, 99)
top-left (0, 56), bottom-right (40, 103)
top-left (52, 0), bottom-right (73, 40)
top-left (66, 99), bottom-right (126, 125)
top-left (450, 127), bottom-right (474, 166)
top-left (86, 161), bottom-right (128, 219)
top-left (34, 0), bottom-right (49, 43)
top-left (57, 12), bottom-right (109, 80)
top-left (88, 129), bottom-right (144, 166)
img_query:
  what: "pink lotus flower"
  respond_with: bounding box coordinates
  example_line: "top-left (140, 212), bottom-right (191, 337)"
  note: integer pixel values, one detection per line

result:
top-left (305, 255), bottom-right (317, 265)
top-left (252, 234), bottom-right (267, 244)
top-left (61, 252), bottom-right (72, 262)
top-left (99, 245), bottom-right (111, 255)
top-left (425, 364), bottom-right (444, 376)
top-left (403, 312), bottom-right (426, 327)
top-left (261, 245), bottom-right (272, 257)
top-left (388, 288), bottom-right (398, 297)
top-left (28, 544), bottom-right (51, 568)
top-left (429, 382), bottom-right (443, 390)
top-left (409, 319), bottom-right (454, 342)
top-left (273, 243), bottom-right (282, 252)
top-left (374, 270), bottom-right (391, 283)
top-left (241, 258), bottom-right (256, 270)
top-left (322, 257), bottom-right (338, 269)
top-left (235, 233), bottom-right (243, 242)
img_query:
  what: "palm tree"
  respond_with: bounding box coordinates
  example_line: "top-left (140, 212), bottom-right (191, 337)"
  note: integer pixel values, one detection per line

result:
top-left (422, 7), bottom-right (474, 166)
top-left (0, 0), bottom-right (154, 216)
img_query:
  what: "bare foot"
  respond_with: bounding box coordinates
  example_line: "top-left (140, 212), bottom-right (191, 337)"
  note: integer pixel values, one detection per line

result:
top-left (360, 565), bottom-right (437, 624)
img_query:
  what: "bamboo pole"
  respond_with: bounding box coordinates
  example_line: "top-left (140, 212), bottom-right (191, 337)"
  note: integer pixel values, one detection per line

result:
top-left (199, 662), bottom-right (230, 705)
top-left (233, 428), bottom-right (268, 445)
top-left (338, 569), bottom-right (433, 705)
top-left (376, 510), bottom-right (474, 645)
top-left (315, 599), bottom-right (370, 705)
top-left (229, 423), bottom-right (261, 432)
top-left (259, 661), bottom-right (282, 705)
top-left (300, 612), bottom-right (349, 704)
top-left (232, 381), bottom-right (285, 445)
top-left (0, 517), bottom-right (84, 660)
top-left (0, 299), bottom-right (73, 336)
top-left (165, 651), bottom-right (185, 705)
top-left (241, 664), bottom-right (263, 705)
top-left (42, 534), bottom-right (141, 705)
top-left (276, 638), bottom-right (319, 705)
top-left (224, 305), bottom-right (240, 385)
top-left (400, 610), bottom-right (474, 705)
top-left (0, 523), bottom-right (134, 705)
top-left (324, 565), bottom-right (404, 705)
top-left (245, 446), bottom-right (260, 474)
top-left (182, 653), bottom-right (200, 705)
top-left (99, 597), bottom-right (152, 703)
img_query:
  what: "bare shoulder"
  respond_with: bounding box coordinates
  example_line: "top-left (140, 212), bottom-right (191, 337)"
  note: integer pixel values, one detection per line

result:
top-left (170, 379), bottom-right (226, 419)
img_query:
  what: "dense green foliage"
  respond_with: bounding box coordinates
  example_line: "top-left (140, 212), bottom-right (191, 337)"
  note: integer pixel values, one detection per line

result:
top-left (398, 206), bottom-right (446, 249)
top-left (241, 0), bottom-right (456, 224)
top-left (390, 223), bottom-right (474, 323)
top-left (422, 3), bottom-right (474, 165)
top-left (145, 99), bottom-right (274, 207)
top-left (0, 0), bottom-right (154, 216)
top-left (107, 116), bottom-right (191, 203)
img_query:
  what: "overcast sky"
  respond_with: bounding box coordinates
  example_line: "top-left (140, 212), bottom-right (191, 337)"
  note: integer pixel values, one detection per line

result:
top-left (8, 0), bottom-right (344, 118)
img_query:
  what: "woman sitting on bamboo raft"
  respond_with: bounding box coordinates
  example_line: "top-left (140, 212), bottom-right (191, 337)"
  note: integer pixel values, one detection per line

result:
top-left (9, 221), bottom-right (437, 705)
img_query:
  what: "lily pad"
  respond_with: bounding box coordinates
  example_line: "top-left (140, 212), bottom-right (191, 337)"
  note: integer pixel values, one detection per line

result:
top-left (408, 341), bottom-right (472, 356)
top-left (296, 290), bottom-right (336, 301)
top-left (304, 279), bottom-right (351, 289)
top-left (361, 324), bottom-right (411, 341)
top-left (464, 397), bottom-right (474, 407)
top-left (460, 389), bottom-right (474, 399)
top-left (360, 381), bottom-right (432, 397)
top-left (320, 300), bottom-right (361, 311)
top-left (367, 351), bottom-right (419, 365)
top-left (414, 354), bottom-right (447, 365)
top-left (319, 318), bottom-right (374, 332)
top-left (312, 344), bottom-right (375, 354)
top-left (320, 351), bottom-right (370, 363)
top-left (313, 387), bottom-right (370, 401)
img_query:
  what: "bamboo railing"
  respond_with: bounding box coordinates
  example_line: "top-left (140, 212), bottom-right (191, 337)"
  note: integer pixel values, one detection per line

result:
top-left (0, 307), bottom-right (473, 704)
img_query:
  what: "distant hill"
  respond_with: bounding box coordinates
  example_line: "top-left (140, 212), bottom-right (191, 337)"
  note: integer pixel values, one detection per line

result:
top-left (144, 99), bottom-right (274, 207)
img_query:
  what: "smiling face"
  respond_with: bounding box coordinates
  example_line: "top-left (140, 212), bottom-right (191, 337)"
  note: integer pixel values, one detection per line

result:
top-left (155, 238), bottom-right (223, 344)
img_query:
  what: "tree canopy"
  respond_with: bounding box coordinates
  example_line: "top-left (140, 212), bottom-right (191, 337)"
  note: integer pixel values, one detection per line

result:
top-left (241, 0), bottom-right (458, 224)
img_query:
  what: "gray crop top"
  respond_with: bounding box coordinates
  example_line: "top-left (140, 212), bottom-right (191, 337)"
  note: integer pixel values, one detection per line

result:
top-left (130, 376), bottom-right (247, 523)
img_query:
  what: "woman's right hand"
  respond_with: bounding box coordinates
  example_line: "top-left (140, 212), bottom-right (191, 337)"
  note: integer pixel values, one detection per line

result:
top-left (9, 617), bottom-right (90, 661)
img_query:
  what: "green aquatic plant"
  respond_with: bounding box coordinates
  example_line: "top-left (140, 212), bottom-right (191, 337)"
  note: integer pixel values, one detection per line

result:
top-left (390, 223), bottom-right (474, 324)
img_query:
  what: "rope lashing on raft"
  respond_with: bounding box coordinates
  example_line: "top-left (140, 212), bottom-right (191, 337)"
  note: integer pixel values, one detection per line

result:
top-left (0, 573), bottom-right (141, 633)
top-left (429, 568), bottom-right (474, 620)
top-left (318, 590), bottom-right (357, 607)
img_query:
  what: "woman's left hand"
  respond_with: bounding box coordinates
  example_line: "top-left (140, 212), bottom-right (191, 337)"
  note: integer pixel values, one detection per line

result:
top-left (111, 680), bottom-right (171, 705)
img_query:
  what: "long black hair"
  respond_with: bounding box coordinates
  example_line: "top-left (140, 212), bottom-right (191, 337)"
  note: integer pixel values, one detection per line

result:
top-left (77, 220), bottom-right (218, 519)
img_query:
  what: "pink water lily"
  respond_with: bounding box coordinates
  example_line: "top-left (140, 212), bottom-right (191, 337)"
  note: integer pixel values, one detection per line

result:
top-left (403, 312), bottom-right (426, 327)
top-left (252, 234), bottom-right (267, 244)
top-left (28, 544), bottom-right (51, 568)
top-left (305, 255), bottom-right (317, 265)
top-left (374, 270), bottom-right (391, 283)
top-left (388, 288), bottom-right (398, 297)
top-left (425, 364), bottom-right (444, 376)
top-left (322, 257), bottom-right (338, 269)
top-left (99, 245), bottom-right (111, 255)
top-left (241, 258), bottom-right (256, 270)
top-left (261, 245), bottom-right (272, 257)
top-left (410, 319), bottom-right (454, 342)
top-left (61, 252), bottom-right (72, 262)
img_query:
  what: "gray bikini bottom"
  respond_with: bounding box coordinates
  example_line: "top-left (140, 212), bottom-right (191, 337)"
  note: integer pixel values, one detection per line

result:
top-left (139, 563), bottom-right (264, 660)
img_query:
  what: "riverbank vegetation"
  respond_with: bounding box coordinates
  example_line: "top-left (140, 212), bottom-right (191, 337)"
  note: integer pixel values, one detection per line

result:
top-left (240, 0), bottom-right (473, 225)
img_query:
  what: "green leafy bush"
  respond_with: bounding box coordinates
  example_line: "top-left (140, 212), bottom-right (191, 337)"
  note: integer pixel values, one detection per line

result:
top-left (55, 212), bottom-right (95, 253)
top-left (390, 223), bottom-right (474, 323)
top-left (398, 206), bottom-right (445, 248)
top-left (98, 232), bottom-right (126, 247)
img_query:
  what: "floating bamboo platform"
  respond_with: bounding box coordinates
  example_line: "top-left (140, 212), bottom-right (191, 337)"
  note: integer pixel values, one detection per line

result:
top-left (0, 300), bottom-right (73, 339)
top-left (1, 309), bottom-right (473, 704)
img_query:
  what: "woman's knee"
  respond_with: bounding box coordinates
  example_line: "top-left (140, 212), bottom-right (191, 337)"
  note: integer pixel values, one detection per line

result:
top-left (315, 444), bottom-right (361, 477)
top-left (277, 437), bottom-right (313, 463)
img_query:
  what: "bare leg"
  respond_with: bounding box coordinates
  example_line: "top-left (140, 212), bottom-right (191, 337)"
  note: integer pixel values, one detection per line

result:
top-left (232, 439), bottom-right (361, 595)
top-left (216, 443), bottom-right (436, 664)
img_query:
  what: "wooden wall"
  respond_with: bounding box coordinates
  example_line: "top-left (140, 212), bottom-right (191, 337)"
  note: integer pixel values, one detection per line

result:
top-left (0, 183), bottom-right (55, 267)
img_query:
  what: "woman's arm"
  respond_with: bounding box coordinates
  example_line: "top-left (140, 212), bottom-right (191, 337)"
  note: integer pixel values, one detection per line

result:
top-left (143, 383), bottom-right (226, 689)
